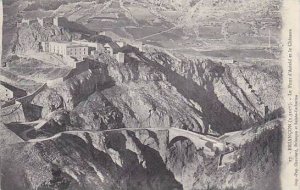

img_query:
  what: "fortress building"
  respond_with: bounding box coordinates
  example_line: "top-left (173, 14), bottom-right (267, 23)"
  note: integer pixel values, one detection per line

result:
top-left (53, 16), bottom-right (66, 27)
top-left (21, 18), bottom-right (38, 25)
top-left (49, 42), bottom-right (90, 58)
top-left (37, 17), bottom-right (54, 27)
top-left (103, 42), bottom-right (120, 56)
top-left (19, 16), bottom-right (67, 28)
top-left (0, 81), bottom-right (27, 101)
top-left (72, 40), bottom-right (104, 51)
top-left (41, 42), bottom-right (90, 59)
top-left (41, 40), bottom-right (125, 63)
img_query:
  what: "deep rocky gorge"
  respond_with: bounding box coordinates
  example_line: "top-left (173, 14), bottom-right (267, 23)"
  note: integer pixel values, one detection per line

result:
top-left (0, 120), bottom-right (281, 190)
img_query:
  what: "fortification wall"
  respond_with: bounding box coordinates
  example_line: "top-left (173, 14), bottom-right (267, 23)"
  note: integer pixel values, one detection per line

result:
top-left (47, 59), bottom-right (91, 86)
top-left (0, 123), bottom-right (24, 144)
top-left (63, 55), bottom-right (77, 68)
top-left (16, 84), bottom-right (48, 104)
top-left (1, 100), bottom-right (16, 108)
top-left (0, 102), bottom-right (26, 123)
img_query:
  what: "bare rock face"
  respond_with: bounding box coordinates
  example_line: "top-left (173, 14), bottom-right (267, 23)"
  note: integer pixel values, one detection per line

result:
top-left (146, 51), bottom-right (282, 131)
top-left (72, 92), bottom-right (124, 130)
top-left (32, 68), bottom-right (111, 116)
top-left (167, 138), bottom-right (205, 190)
top-left (166, 121), bottom-right (281, 190)
top-left (47, 93), bottom-right (64, 111)
top-left (0, 130), bottom-right (182, 190)
top-left (108, 52), bottom-right (242, 134)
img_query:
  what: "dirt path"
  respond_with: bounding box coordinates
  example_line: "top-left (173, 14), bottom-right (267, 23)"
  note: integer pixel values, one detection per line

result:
top-left (119, 0), bottom-right (139, 26)
top-left (136, 26), bottom-right (178, 40)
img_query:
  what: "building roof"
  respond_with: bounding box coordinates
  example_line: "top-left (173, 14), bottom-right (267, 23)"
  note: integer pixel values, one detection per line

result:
top-left (74, 39), bottom-right (89, 43)
top-left (67, 42), bottom-right (89, 48)
top-left (49, 41), bottom-right (89, 48)
top-left (37, 16), bottom-right (54, 20)
top-left (0, 81), bottom-right (26, 94)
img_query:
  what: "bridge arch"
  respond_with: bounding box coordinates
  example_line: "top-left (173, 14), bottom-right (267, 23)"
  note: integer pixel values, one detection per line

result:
top-left (168, 128), bottom-right (226, 156)
top-left (168, 136), bottom-right (199, 150)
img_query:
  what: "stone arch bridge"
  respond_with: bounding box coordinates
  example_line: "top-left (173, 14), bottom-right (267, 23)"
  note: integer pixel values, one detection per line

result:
top-left (21, 120), bottom-right (226, 156)
top-left (168, 128), bottom-right (226, 155)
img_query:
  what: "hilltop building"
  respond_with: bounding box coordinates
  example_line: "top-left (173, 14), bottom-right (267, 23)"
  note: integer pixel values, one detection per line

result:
top-left (130, 41), bottom-right (145, 52)
top-left (53, 16), bottom-right (66, 27)
top-left (41, 42), bottom-right (50, 52)
top-left (103, 42), bottom-right (125, 63)
top-left (41, 41), bottom-right (91, 60)
top-left (48, 42), bottom-right (90, 58)
top-left (41, 39), bottom-right (125, 63)
top-left (114, 52), bottom-right (125, 63)
top-left (116, 41), bottom-right (126, 48)
top-left (72, 39), bottom-right (104, 51)
top-left (37, 17), bottom-right (54, 27)
top-left (19, 16), bottom-right (67, 28)
top-left (99, 31), bottom-right (145, 52)
top-left (104, 42), bottom-right (120, 56)
top-left (0, 81), bottom-right (27, 101)
top-left (21, 18), bottom-right (38, 25)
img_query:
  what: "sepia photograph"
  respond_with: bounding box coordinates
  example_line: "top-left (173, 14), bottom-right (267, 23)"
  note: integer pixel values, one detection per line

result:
top-left (0, 0), bottom-right (298, 190)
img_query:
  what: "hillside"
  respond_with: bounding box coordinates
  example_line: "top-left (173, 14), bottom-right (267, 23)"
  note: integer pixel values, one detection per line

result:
top-left (2, 0), bottom-right (281, 59)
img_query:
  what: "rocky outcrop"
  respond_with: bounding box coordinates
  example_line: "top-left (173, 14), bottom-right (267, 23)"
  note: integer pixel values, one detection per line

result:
top-left (71, 92), bottom-right (124, 130)
top-left (101, 55), bottom-right (209, 133)
top-left (31, 67), bottom-right (111, 117)
top-left (0, 129), bottom-right (181, 190)
top-left (138, 52), bottom-right (241, 134)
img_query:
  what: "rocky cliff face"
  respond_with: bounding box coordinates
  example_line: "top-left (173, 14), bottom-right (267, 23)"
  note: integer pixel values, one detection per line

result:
top-left (31, 66), bottom-right (111, 113)
top-left (27, 46), bottom-right (281, 135)
top-left (167, 120), bottom-right (281, 190)
top-left (0, 129), bottom-right (180, 190)
top-left (100, 52), bottom-right (236, 134)
top-left (146, 51), bottom-right (282, 131)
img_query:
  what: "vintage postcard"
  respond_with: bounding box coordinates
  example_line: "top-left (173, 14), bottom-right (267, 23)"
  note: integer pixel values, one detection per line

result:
top-left (0, 0), bottom-right (299, 190)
